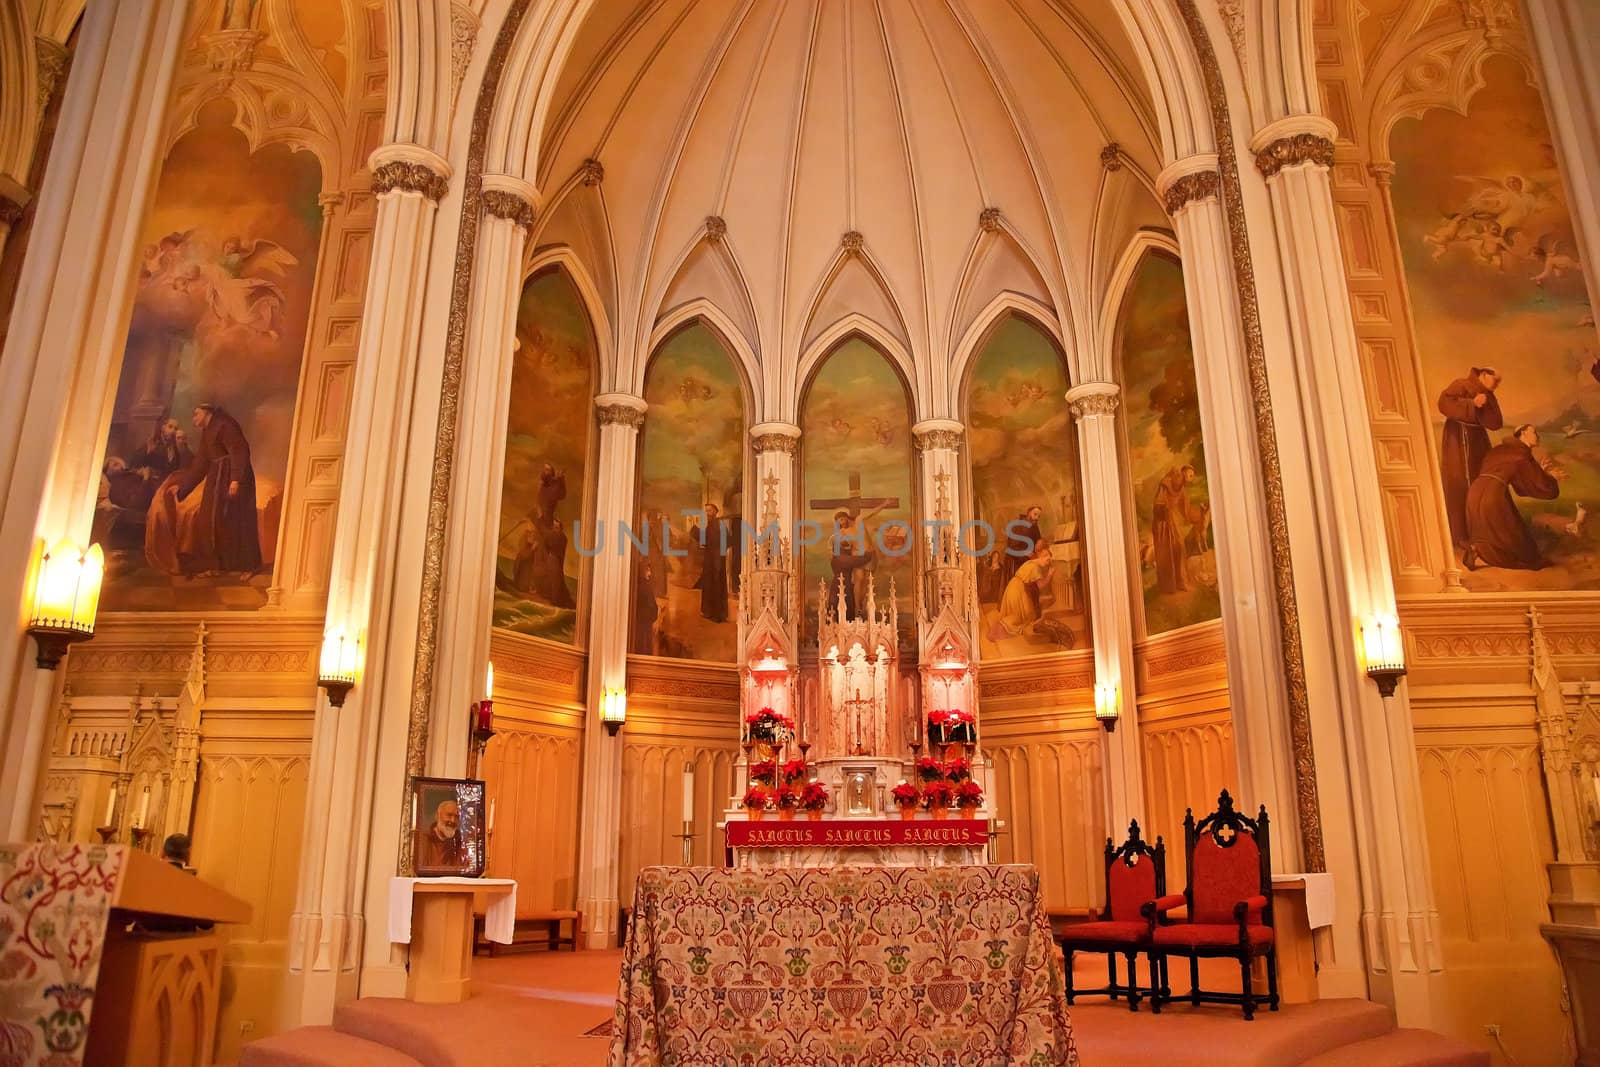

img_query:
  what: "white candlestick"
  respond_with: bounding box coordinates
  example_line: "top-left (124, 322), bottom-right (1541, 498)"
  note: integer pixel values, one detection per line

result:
top-left (489, 799), bottom-right (496, 833)
top-left (135, 788), bottom-right (150, 830)
top-left (103, 784), bottom-right (117, 826)
top-left (682, 764), bottom-right (695, 816)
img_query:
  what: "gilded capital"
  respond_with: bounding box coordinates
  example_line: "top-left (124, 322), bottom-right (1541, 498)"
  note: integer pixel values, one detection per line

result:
top-left (1065, 382), bottom-right (1119, 420)
top-left (978, 208), bottom-right (1002, 233)
top-left (752, 433), bottom-right (797, 454)
top-left (1161, 170), bottom-right (1221, 216)
top-left (705, 215), bottom-right (727, 242)
top-left (912, 420), bottom-right (964, 452)
top-left (372, 160), bottom-right (450, 201)
top-left (580, 158), bottom-right (605, 186)
top-left (1254, 133), bottom-right (1336, 180)
top-left (841, 230), bottom-right (864, 254)
top-left (482, 189), bottom-right (536, 228)
top-left (595, 393), bottom-right (647, 429)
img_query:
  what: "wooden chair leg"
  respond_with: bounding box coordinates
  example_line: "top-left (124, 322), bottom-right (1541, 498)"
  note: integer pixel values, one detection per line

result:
top-left (1189, 956), bottom-right (1200, 1005)
top-left (1160, 954), bottom-right (1170, 1002)
top-left (1266, 949), bottom-right (1279, 1010)
top-left (1064, 947), bottom-right (1076, 1005)
top-left (1240, 953), bottom-right (1256, 1021)
top-left (1108, 951), bottom-right (1118, 1000)
top-left (1124, 951), bottom-right (1140, 1012)
top-left (1148, 954), bottom-right (1162, 1014)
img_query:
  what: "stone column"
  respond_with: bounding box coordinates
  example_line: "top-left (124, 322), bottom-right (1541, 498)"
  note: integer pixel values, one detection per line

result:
top-left (911, 420), bottom-right (964, 544)
top-left (1065, 383), bottom-right (1143, 833)
top-left (284, 143), bottom-right (452, 1024)
top-left (1251, 119), bottom-right (1443, 1022)
top-left (750, 422), bottom-right (801, 539)
top-left (575, 393), bottom-right (647, 948)
top-left (1157, 156), bottom-right (1303, 871)
top-left (427, 175), bottom-right (538, 776)
top-left (0, 0), bottom-right (189, 840)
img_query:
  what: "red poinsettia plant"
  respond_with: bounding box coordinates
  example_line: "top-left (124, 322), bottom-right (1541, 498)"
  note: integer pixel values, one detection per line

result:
top-left (744, 706), bottom-right (795, 742)
top-left (915, 756), bottom-right (946, 782)
top-left (776, 787), bottom-right (802, 810)
top-left (781, 759), bottom-right (809, 784)
top-left (954, 780), bottom-right (984, 808)
top-left (742, 785), bottom-right (772, 810)
top-left (927, 708), bottom-right (976, 744)
top-left (749, 760), bottom-right (778, 784)
top-left (890, 781), bottom-right (921, 809)
top-left (800, 782), bottom-right (830, 811)
top-left (921, 780), bottom-right (955, 809)
top-left (943, 757), bottom-right (972, 782)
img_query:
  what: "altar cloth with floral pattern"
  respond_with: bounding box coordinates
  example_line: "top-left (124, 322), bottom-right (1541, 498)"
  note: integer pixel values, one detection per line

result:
top-left (609, 864), bottom-right (1077, 1066)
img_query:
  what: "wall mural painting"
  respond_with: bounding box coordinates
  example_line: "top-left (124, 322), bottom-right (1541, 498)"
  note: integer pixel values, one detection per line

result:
top-left (967, 314), bottom-right (1087, 659)
top-left (95, 103), bottom-right (322, 611)
top-left (801, 338), bottom-right (914, 645)
top-left (1392, 62), bottom-right (1599, 591)
top-left (631, 323), bottom-right (745, 662)
top-left (493, 268), bottom-right (596, 642)
top-left (1119, 252), bottom-right (1221, 635)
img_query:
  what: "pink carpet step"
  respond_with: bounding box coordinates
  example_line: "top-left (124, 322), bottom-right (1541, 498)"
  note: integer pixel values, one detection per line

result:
top-left (238, 1026), bottom-right (425, 1067)
top-left (1301, 1027), bottom-right (1491, 1066)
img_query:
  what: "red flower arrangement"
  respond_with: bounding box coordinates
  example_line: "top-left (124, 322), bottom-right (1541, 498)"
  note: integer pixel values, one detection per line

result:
top-left (781, 759), bottom-right (809, 784)
top-left (776, 787), bottom-right (802, 810)
top-left (943, 757), bottom-right (972, 782)
top-left (749, 760), bottom-right (778, 784)
top-left (744, 707), bottom-right (794, 742)
top-left (921, 780), bottom-right (955, 809)
top-left (927, 708), bottom-right (976, 744)
top-left (890, 781), bottom-right (921, 809)
top-left (800, 782), bottom-right (830, 811)
top-left (915, 756), bottom-right (946, 782)
top-left (955, 780), bottom-right (984, 808)
top-left (742, 786), bottom-right (771, 810)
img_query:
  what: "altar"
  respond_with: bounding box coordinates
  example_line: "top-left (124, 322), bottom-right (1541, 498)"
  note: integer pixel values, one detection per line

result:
top-left (719, 514), bottom-right (993, 868)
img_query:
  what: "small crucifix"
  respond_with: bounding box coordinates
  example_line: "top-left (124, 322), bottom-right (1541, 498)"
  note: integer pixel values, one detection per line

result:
top-left (844, 686), bottom-right (874, 755)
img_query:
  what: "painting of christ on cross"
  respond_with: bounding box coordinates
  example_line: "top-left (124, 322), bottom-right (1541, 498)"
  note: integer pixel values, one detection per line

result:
top-left (800, 338), bottom-right (915, 640)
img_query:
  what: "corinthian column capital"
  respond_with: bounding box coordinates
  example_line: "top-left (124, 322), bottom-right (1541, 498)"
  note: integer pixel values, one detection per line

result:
top-left (1156, 154), bottom-right (1222, 217)
top-left (911, 419), bottom-right (964, 452)
top-left (1066, 381), bottom-right (1119, 419)
top-left (369, 143), bottom-right (452, 201)
top-left (595, 392), bottom-right (647, 429)
top-left (481, 173), bottom-right (539, 229)
top-left (1250, 116), bottom-right (1339, 181)
top-left (750, 421), bottom-right (801, 453)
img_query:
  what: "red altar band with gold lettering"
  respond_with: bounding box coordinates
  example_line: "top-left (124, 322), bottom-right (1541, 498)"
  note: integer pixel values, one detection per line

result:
top-left (725, 817), bottom-right (988, 849)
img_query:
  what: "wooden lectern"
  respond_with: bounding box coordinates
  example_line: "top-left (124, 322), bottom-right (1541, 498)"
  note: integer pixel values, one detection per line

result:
top-left (83, 849), bottom-right (251, 1067)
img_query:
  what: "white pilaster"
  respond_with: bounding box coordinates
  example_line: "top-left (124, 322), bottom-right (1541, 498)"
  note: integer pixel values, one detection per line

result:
top-left (0, 0), bottom-right (189, 839)
top-left (575, 392), bottom-right (647, 948)
top-left (1159, 158), bottom-right (1303, 872)
top-left (284, 144), bottom-right (452, 1025)
top-left (750, 422), bottom-right (801, 539)
top-left (428, 175), bottom-right (537, 776)
top-left (1250, 120), bottom-right (1443, 1023)
top-left (1065, 383), bottom-right (1143, 833)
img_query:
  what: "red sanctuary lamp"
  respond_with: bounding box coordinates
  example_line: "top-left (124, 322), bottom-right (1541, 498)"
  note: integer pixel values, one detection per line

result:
top-left (467, 662), bottom-right (496, 778)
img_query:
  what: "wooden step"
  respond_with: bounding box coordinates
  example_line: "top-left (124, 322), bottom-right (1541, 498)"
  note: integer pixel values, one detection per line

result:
top-left (239, 1026), bottom-right (425, 1067)
top-left (1301, 1027), bottom-right (1492, 1067)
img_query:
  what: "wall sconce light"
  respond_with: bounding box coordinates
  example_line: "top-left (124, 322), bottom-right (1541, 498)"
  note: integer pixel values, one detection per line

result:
top-left (1094, 681), bottom-right (1120, 733)
top-left (318, 628), bottom-right (361, 707)
top-left (1360, 613), bottom-right (1406, 697)
top-left (27, 538), bottom-right (103, 670)
top-left (601, 687), bottom-right (627, 736)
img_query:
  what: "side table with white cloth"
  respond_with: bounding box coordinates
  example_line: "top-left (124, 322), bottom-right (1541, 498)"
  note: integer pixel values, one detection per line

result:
top-left (1268, 873), bottom-right (1334, 1004)
top-left (389, 877), bottom-right (517, 1003)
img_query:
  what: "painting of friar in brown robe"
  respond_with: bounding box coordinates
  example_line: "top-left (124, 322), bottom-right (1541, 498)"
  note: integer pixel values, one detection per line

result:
top-left (145, 403), bottom-right (261, 576)
top-left (1437, 368), bottom-right (1503, 546)
top-left (1464, 425), bottom-right (1562, 571)
top-left (1151, 466), bottom-right (1203, 594)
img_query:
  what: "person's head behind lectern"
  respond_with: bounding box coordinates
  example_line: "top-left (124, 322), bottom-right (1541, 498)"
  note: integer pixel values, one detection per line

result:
top-left (162, 832), bottom-right (194, 872)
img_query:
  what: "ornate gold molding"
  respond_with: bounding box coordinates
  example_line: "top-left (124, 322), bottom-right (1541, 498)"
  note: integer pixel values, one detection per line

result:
top-left (751, 432), bottom-right (798, 454)
top-left (841, 230), bottom-right (864, 254)
top-left (400, 0), bottom-right (536, 876)
top-left (705, 215), bottom-right (727, 242)
top-left (912, 428), bottom-right (963, 451)
top-left (1100, 143), bottom-right (1123, 171)
top-left (372, 160), bottom-right (449, 201)
top-left (1162, 170), bottom-right (1221, 216)
top-left (1254, 133), bottom-right (1336, 180)
top-left (596, 402), bottom-right (646, 429)
top-left (1176, 0), bottom-right (1324, 872)
top-left (482, 188), bottom-right (535, 228)
top-left (34, 36), bottom-right (67, 114)
top-left (1067, 391), bottom-right (1119, 419)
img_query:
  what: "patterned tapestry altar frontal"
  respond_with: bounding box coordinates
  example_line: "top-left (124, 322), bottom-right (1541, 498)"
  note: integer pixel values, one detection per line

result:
top-left (0, 843), bottom-right (126, 1067)
top-left (610, 864), bottom-right (1078, 1066)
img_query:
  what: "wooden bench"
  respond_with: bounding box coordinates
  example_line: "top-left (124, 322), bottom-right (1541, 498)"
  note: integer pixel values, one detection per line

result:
top-left (476, 909), bottom-right (582, 955)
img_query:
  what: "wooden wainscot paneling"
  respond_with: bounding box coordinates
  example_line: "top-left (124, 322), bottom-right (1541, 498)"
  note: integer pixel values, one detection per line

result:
top-left (482, 632), bottom-right (585, 914)
top-left (1135, 621), bottom-right (1234, 886)
top-left (978, 652), bottom-right (1104, 914)
top-left (619, 656), bottom-right (741, 902)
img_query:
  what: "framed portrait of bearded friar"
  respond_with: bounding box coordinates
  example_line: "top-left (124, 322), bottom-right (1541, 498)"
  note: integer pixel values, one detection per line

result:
top-left (409, 777), bottom-right (488, 877)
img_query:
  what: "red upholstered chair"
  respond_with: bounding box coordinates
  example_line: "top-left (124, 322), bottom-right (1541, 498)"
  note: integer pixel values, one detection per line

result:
top-left (1057, 819), bottom-right (1164, 1011)
top-left (1145, 789), bottom-right (1277, 1019)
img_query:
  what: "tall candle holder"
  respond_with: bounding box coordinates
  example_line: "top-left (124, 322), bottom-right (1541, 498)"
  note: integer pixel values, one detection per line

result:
top-left (674, 820), bottom-right (695, 866)
top-left (95, 826), bottom-right (117, 845)
top-left (130, 826), bottom-right (153, 850)
top-left (466, 699), bottom-right (496, 779)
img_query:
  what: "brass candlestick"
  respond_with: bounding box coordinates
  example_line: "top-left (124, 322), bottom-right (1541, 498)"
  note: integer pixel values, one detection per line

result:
top-left (95, 826), bottom-right (117, 845)
top-left (130, 826), bottom-right (153, 849)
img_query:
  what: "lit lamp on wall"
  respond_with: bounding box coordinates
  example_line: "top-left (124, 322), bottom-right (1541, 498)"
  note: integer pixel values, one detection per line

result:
top-left (1360, 613), bottom-right (1406, 697)
top-left (1094, 680), bottom-right (1120, 733)
top-left (26, 538), bottom-right (103, 669)
top-left (601, 687), bottom-right (627, 736)
top-left (468, 662), bottom-right (496, 778)
top-left (317, 628), bottom-right (360, 707)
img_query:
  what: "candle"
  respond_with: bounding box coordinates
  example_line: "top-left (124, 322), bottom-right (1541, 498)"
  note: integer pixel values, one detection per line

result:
top-left (476, 700), bottom-right (493, 732)
top-left (682, 763), bottom-right (695, 817)
top-left (410, 791), bottom-right (417, 830)
top-left (489, 799), bottom-right (496, 832)
top-left (103, 784), bottom-right (117, 826)
top-left (135, 787), bottom-right (150, 830)
top-left (485, 661), bottom-right (494, 702)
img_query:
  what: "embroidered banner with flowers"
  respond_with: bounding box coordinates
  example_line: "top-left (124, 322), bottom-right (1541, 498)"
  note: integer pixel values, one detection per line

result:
top-left (0, 843), bottom-right (126, 1067)
top-left (609, 863), bottom-right (1077, 1066)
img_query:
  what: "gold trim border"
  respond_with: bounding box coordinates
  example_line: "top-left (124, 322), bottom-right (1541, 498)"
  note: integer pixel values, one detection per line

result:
top-left (399, 0), bottom-right (536, 876)
top-left (1175, 0), bottom-right (1325, 871)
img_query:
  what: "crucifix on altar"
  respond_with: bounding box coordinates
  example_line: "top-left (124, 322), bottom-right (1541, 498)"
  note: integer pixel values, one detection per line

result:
top-left (809, 471), bottom-right (900, 621)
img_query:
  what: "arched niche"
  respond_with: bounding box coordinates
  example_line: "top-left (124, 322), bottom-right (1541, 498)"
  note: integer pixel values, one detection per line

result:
top-left (630, 318), bottom-right (749, 663)
top-left (94, 99), bottom-right (323, 612)
top-left (799, 335), bottom-right (915, 644)
top-left (492, 265), bottom-right (598, 645)
top-left (1114, 250), bottom-right (1220, 636)
top-left (963, 311), bottom-right (1088, 659)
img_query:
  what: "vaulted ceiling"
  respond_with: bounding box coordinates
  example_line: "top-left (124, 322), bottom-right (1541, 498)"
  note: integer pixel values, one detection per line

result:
top-left (529, 0), bottom-right (1172, 405)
